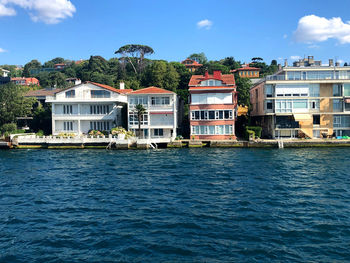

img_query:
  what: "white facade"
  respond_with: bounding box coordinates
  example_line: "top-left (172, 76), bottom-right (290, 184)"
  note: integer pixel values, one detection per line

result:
top-left (46, 82), bottom-right (128, 135)
top-left (0, 68), bottom-right (10, 77)
top-left (127, 91), bottom-right (178, 140)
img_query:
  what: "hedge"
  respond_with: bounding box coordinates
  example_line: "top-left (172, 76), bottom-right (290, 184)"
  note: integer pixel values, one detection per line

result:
top-left (246, 126), bottom-right (262, 138)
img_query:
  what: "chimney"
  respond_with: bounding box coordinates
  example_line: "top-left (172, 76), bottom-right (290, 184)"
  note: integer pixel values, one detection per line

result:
top-left (204, 70), bottom-right (209, 78)
top-left (213, 70), bottom-right (222, 80)
top-left (284, 59), bottom-right (288, 67)
top-left (329, 59), bottom-right (334, 67)
top-left (119, 81), bottom-right (125, 90)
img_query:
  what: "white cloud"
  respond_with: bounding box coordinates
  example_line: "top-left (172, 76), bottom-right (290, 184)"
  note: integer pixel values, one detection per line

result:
top-left (0, 0), bottom-right (76, 24)
top-left (283, 34), bottom-right (288, 39)
top-left (290, 55), bottom-right (301, 60)
top-left (0, 48), bottom-right (7, 53)
top-left (294, 15), bottom-right (350, 44)
top-left (0, 2), bottom-right (15, 16)
top-left (197, 19), bottom-right (213, 30)
top-left (337, 59), bottom-right (344, 64)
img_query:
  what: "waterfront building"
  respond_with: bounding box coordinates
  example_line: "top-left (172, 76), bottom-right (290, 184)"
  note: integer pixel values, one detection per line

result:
top-left (11, 77), bottom-right (40, 86)
top-left (0, 68), bottom-right (10, 77)
top-left (46, 82), bottom-right (132, 135)
top-left (127, 87), bottom-right (178, 141)
top-left (250, 57), bottom-right (350, 138)
top-left (231, 63), bottom-right (260, 78)
top-left (181, 58), bottom-right (203, 72)
top-left (189, 70), bottom-right (237, 140)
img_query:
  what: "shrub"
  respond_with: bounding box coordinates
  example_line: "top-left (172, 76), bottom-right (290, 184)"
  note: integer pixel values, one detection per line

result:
top-left (0, 123), bottom-right (17, 135)
top-left (245, 129), bottom-right (255, 140)
top-left (111, 127), bottom-right (127, 135)
top-left (125, 130), bottom-right (135, 139)
top-left (246, 126), bottom-right (262, 138)
top-left (36, 130), bottom-right (44, 136)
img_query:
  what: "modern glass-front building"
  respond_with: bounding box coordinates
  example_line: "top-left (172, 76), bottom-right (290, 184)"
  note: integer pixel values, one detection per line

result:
top-left (250, 57), bottom-right (350, 139)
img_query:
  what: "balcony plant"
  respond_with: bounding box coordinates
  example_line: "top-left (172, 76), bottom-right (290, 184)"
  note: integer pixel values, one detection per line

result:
top-left (111, 126), bottom-right (127, 140)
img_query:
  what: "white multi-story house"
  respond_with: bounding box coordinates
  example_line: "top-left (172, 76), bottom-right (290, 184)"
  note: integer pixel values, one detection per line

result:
top-left (127, 87), bottom-right (178, 141)
top-left (46, 82), bottom-right (131, 135)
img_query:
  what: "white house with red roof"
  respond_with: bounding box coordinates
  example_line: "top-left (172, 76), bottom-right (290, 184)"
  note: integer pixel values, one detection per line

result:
top-left (127, 87), bottom-right (178, 141)
top-left (46, 81), bottom-right (132, 135)
top-left (189, 70), bottom-right (237, 140)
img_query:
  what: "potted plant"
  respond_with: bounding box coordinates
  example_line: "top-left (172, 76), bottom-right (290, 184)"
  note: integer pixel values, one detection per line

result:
top-left (111, 127), bottom-right (127, 140)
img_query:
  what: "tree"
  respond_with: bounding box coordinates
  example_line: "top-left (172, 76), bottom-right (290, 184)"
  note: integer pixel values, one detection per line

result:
top-left (115, 44), bottom-right (154, 74)
top-left (221, 57), bottom-right (241, 70)
top-left (23, 60), bottom-right (41, 77)
top-left (251, 57), bottom-right (263, 62)
top-left (135, 104), bottom-right (146, 138)
top-left (344, 62), bottom-right (348, 66)
top-left (235, 75), bottom-right (252, 107)
top-left (0, 83), bottom-right (36, 126)
top-left (188, 52), bottom-right (207, 64)
top-left (142, 61), bottom-right (180, 92)
top-left (271, 60), bottom-right (277, 66)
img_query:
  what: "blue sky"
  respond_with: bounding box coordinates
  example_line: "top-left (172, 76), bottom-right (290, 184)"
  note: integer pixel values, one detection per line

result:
top-left (1, 0), bottom-right (350, 66)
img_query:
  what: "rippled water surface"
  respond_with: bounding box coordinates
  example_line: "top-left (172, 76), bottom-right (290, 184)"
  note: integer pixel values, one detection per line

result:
top-left (0, 148), bottom-right (350, 262)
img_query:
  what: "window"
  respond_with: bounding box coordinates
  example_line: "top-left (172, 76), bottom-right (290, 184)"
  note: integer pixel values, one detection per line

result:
top-left (344, 84), bottom-right (350, 96)
top-left (63, 105), bottom-right (73, 114)
top-left (333, 84), bottom-right (342, 96)
top-left (191, 110), bottom-right (233, 120)
top-left (208, 111), bottom-right (215, 120)
top-left (265, 85), bottom-right (273, 97)
top-left (309, 100), bottom-right (320, 109)
top-left (293, 100), bottom-right (308, 109)
top-left (90, 121), bottom-right (110, 131)
top-left (191, 125), bottom-right (233, 135)
top-left (154, 129), bottom-right (164, 137)
top-left (65, 90), bottom-right (75, 98)
top-left (266, 101), bottom-right (273, 110)
top-left (63, 121), bottom-right (73, 131)
top-left (200, 79), bottom-right (223, 86)
top-left (129, 112), bottom-right (148, 125)
top-left (313, 115), bottom-right (320, 125)
top-left (90, 105), bottom-right (110, 114)
top-left (91, 90), bottom-right (110, 98)
top-left (309, 84), bottom-right (320, 97)
top-left (130, 96), bottom-right (148, 105)
top-left (333, 99), bottom-right (343, 112)
top-left (151, 97), bottom-right (170, 105)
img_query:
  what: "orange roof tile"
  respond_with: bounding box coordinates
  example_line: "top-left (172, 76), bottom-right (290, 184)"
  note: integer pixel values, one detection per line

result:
top-left (236, 66), bottom-right (260, 71)
top-left (130, 86), bottom-right (175, 94)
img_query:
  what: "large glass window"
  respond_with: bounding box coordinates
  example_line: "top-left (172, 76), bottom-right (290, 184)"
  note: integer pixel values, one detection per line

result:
top-left (333, 99), bottom-right (343, 112)
top-left (190, 110), bottom-right (233, 120)
top-left (265, 85), bottom-right (273, 97)
top-left (130, 96), bottom-right (148, 105)
top-left (333, 115), bottom-right (350, 128)
top-left (344, 84), bottom-right (350, 96)
top-left (191, 125), bottom-right (233, 135)
top-left (90, 105), bottom-right (110, 114)
top-left (293, 100), bottom-right (308, 109)
top-left (333, 84), bottom-right (342, 96)
top-left (63, 105), bottom-right (73, 114)
top-left (91, 90), bottom-right (111, 98)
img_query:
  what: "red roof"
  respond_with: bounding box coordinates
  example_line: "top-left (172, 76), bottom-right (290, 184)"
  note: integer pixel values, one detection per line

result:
top-left (189, 72), bottom-right (235, 86)
top-left (130, 86), bottom-right (175, 94)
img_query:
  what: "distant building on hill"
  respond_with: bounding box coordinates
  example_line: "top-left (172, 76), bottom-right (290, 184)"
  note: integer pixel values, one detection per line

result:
top-left (54, 63), bottom-right (66, 70)
top-left (66, 78), bottom-right (82, 86)
top-left (231, 63), bottom-right (260, 78)
top-left (11, 77), bottom-right (40, 86)
top-left (0, 68), bottom-right (10, 77)
top-left (181, 58), bottom-right (203, 72)
top-left (188, 70), bottom-right (237, 140)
